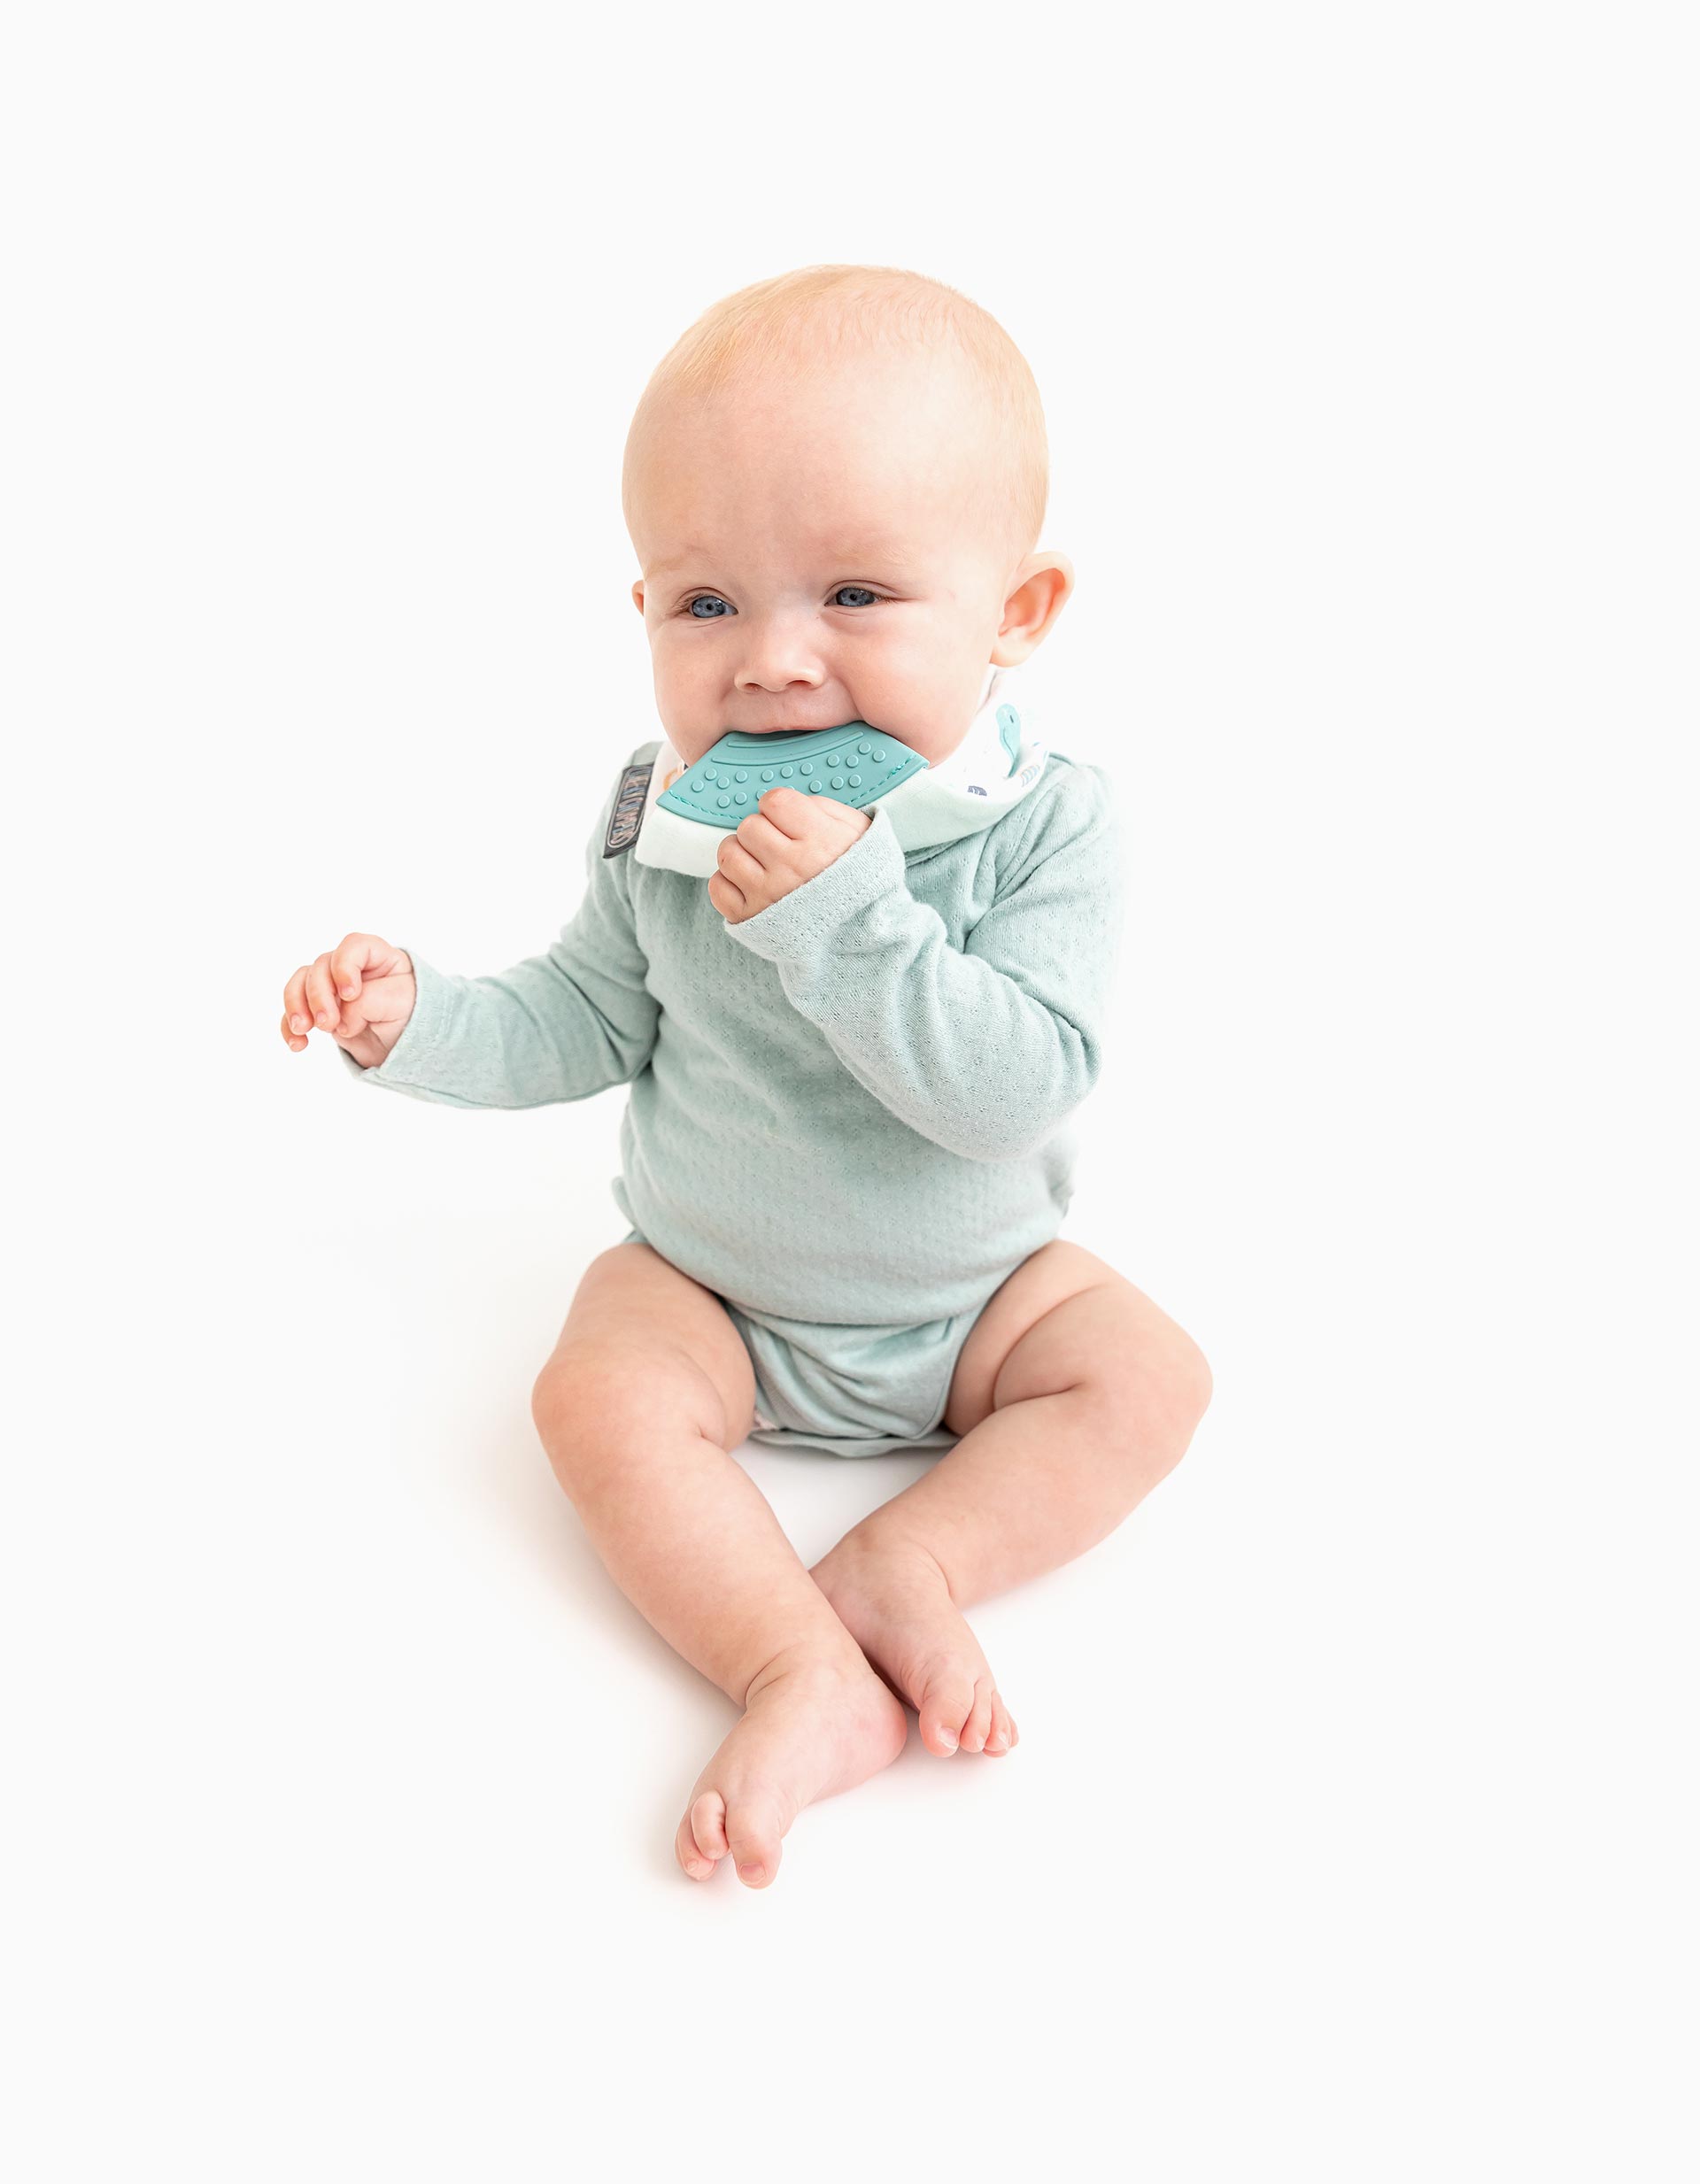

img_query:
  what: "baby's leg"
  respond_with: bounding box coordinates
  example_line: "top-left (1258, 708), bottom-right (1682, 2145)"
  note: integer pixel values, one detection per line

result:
top-left (530, 1240), bottom-right (904, 1887)
top-left (812, 1240), bottom-right (1211, 1758)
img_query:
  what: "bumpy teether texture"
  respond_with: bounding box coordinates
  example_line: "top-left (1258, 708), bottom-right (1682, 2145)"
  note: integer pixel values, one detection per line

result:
top-left (656, 724), bottom-right (928, 830)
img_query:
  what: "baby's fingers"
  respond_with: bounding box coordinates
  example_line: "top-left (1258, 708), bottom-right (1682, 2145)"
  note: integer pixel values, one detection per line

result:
top-left (336, 969), bottom-right (413, 1042)
top-left (328, 976), bottom-right (389, 1042)
top-left (304, 953), bottom-right (344, 1032)
top-left (328, 932), bottom-right (404, 1003)
top-left (282, 964), bottom-right (314, 1040)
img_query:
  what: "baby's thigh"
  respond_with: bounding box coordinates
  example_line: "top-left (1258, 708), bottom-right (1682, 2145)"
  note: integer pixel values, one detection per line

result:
top-left (943, 1239), bottom-right (1207, 1438)
top-left (530, 1239), bottom-right (757, 1458)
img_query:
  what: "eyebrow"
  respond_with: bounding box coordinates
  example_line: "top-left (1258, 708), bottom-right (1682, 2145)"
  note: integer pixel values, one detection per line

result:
top-left (647, 543), bottom-right (923, 580)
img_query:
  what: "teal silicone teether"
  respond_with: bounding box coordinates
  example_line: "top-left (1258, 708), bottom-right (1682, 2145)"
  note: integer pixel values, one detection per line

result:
top-left (657, 723), bottom-right (928, 830)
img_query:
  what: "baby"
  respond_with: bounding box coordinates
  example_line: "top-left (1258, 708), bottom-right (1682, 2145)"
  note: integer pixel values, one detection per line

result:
top-left (280, 265), bottom-right (1211, 1888)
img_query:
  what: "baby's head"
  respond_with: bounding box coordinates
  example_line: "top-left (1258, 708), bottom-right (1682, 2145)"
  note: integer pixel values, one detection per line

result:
top-left (623, 265), bottom-right (1072, 769)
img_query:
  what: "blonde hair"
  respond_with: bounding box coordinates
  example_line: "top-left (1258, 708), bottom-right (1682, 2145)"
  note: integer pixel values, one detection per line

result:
top-left (623, 263), bottom-right (1049, 569)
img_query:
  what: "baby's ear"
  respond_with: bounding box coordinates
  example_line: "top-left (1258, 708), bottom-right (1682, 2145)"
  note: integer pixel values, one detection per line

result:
top-left (630, 580), bottom-right (646, 616)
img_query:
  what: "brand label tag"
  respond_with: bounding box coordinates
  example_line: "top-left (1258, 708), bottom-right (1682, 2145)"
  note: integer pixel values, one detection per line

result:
top-left (602, 761), bottom-right (654, 858)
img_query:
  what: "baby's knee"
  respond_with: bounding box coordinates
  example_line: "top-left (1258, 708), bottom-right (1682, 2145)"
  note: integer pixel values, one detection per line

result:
top-left (533, 1338), bottom-right (665, 1473)
top-left (1089, 1295), bottom-right (1212, 1457)
top-left (1163, 1325), bottom-right (1213, 1427)
top-left (530, 1337), bottom-right (722, 1491)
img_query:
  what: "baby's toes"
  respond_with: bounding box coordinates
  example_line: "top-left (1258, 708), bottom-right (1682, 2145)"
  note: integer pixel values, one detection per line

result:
top-left (724, 1794), bottom-right (785, 1888)
top-left (916, 1666), bottom-right (976, 1756)
top-left (676, 1791), bottom-right (728, 1880)
top-left (960, 1680), bottom-right (996, 1754)
top-left (985, 1695), bottom-right (1016, 1756)
top-left (676, 1818), bottom-right (715, 1880)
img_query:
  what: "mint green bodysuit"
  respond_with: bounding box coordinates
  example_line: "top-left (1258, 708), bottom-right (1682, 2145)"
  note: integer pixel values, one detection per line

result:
top-left (343, 737), bottom-right (1124, 1455)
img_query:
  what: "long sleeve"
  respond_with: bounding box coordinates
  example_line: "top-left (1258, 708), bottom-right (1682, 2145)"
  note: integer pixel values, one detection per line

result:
top-left (722, 761), bottom-right (1124, 1161)
top-left (340, 755), bottom-right (660, 1108)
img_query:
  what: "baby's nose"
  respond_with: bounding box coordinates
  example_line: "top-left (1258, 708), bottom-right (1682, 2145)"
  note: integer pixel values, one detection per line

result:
top-left (733, 623), bottom-right (826, 694)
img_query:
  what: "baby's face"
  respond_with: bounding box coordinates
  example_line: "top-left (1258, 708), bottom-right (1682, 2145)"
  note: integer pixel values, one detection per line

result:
top-left (627, 350), bottom-right (1066, 769)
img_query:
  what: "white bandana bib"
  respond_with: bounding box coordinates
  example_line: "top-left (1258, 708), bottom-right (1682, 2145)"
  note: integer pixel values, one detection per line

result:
top-left (630, 666), bottom-right (1048, 876)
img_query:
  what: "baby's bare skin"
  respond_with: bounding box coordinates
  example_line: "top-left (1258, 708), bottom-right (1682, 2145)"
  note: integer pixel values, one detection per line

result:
top-left (522, 1239), bottom-right (893, 1886)
top-left (673, 1653), bottom-right (908, 1887)
top-left (810, 1532), bottom-right (1015, 1761)
top-left (526, 1235), bottom-right (1208, 1887)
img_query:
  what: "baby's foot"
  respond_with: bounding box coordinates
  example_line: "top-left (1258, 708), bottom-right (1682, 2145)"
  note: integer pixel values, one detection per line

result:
top-left (810, 1532), bottom-right (1018, 1760)
top-left (676, 1648), bottom-right (908, 1887)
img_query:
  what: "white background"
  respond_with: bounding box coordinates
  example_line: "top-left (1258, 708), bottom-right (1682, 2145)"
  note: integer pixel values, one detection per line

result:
top-left (5, 4), bottom-right (1694, 2177)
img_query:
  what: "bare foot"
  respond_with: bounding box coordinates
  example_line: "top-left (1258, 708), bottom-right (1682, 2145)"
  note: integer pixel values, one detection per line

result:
top-left (810, 1532), bottom-right (1018, 1760)
top-left (675, 1647), bottom-right (908, 1887)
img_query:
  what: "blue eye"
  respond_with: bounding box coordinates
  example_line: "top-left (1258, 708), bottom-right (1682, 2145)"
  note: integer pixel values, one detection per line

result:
top-left (683, 585), bottom-right (882, 619)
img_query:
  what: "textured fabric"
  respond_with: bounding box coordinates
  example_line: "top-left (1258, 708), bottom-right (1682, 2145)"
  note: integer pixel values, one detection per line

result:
top-left (341, 737), bottom-right (1124, 1339)
top-left (619, 1224), bottom-right (985, 1459)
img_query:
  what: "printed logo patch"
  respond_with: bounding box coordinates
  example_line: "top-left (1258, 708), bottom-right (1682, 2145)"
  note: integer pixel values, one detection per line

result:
top-left (603, 761), bottom-right (654, 857)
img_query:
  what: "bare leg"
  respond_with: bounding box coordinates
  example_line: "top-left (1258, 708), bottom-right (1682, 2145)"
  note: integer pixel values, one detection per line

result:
top-left (811, 1241), bottom-right (1212, 1758)
top-left (531, 1241), bottom-right (905, 1887)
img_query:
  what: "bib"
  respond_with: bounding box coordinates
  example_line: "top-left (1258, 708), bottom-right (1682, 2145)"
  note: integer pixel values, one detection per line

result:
top-left (629, 666), bottom-right (1048, 876)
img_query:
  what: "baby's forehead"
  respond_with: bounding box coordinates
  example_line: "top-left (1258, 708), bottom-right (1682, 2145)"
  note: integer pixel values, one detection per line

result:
top-left (712, 359), bottom-right (990, 470)
top-left (632, 342), bottom-right (1015, 564)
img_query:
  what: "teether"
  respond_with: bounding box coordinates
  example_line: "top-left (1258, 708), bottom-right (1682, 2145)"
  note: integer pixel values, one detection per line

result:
top-left (657, 725), bottom-right (929, 831)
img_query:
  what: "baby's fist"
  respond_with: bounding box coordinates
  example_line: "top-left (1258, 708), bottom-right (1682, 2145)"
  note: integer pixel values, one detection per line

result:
top-left (708, 787), bottom-right (874, 924)
top-left (281, 932), bottom-right (415, 1071)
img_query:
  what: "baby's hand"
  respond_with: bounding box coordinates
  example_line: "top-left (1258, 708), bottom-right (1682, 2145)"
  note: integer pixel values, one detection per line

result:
top-left (281, 932), bottom-right (415, 1070)
top-left (707, 787), bottom-right (874, 924)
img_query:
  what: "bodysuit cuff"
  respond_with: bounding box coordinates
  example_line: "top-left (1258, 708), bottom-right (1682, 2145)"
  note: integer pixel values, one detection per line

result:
top-left (722, 801), bottom-right (908, 964)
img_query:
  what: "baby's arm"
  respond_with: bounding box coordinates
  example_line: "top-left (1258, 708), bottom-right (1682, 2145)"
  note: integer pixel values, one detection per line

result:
top-left (723, 762), bottom-right (1123, 1160)
top-left (280, 753), bottom-right (661, 1109)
